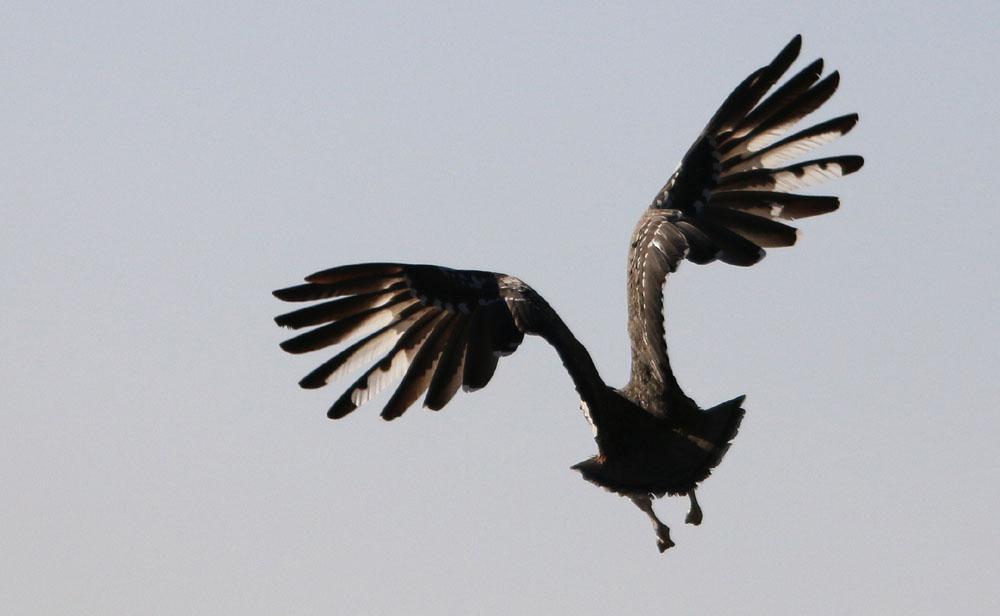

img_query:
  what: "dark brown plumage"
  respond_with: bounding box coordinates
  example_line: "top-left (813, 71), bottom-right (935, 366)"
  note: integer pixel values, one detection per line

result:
top-left (273, 35), bottom-right (862, 553)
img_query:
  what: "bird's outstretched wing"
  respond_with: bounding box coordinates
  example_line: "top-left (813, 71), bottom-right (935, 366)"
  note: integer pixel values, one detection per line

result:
top-left (274, 263), bottom-right (605, 420)
top-left (625, 35), bottom-right (863, 412)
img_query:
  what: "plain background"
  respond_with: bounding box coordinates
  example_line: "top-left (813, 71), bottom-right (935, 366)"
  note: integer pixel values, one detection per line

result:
top-left (3, 2), bottom-right (998, 614)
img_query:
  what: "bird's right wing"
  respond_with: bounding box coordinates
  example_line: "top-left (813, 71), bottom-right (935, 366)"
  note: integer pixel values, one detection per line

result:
top-left (650, 34), bottom-right (863, 267)
top-left (625, 35), bottom-right (863, 413)
top-left (274, 263), bottom-right (606, 421)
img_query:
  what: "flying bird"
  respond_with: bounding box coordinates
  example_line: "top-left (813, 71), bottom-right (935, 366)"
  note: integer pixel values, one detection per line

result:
top-left (273, 35), bottom-right (862, 552)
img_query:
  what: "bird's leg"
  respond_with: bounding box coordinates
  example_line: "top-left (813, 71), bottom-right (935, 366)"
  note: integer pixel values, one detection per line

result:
top-left (629, 494), bottom-right (674, 552)
top-left (685, 489), bottom-right (703, 526)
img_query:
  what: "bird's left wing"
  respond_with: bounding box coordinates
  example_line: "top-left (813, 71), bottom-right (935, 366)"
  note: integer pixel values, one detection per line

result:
top-left (274, 263), bottom-right (605, 420)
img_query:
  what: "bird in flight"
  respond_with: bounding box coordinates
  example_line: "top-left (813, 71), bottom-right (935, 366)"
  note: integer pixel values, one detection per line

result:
top-left (273, 35), bottom-right (862, 552)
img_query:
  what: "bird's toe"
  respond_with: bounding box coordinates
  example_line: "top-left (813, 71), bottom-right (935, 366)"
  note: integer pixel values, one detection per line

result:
top-left (655, 527), bottom-right (675, 552)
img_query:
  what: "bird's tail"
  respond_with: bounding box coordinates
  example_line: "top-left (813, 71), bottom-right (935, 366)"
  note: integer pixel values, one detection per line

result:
top-left (691, 395), bottom-right (746, 473)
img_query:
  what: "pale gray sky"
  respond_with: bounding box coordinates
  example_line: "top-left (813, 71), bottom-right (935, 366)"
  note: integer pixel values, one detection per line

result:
top-left (2, 2), bottom-right (998, 614)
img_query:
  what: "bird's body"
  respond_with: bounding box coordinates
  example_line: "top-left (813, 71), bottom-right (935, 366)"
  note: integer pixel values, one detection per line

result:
top-left (274, 35), bottom-right (862, 552)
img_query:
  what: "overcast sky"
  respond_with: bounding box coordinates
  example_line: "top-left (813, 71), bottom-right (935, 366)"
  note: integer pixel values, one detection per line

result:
top-left (2, 2), bottom-right (998, 614)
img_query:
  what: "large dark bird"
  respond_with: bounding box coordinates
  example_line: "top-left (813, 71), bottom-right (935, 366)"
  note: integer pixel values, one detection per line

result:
top-left (273, 35), bottom-right (862, 552)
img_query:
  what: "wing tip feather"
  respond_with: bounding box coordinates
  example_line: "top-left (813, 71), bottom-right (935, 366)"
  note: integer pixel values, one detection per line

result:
top-left (772, 34), bottom-right (802, 70)
top-left (278, 338), bottom-right (310, 355)
top-left (299, 376), bottom-right (326, 390)
top-left (305, 263), bottom-right (404, 284)
top-left (841, 154), bottom-right (864, 175)
top-left (327, 400), bottom-right (357, 420)
top-left (272, 285), bottom-right (311, 302)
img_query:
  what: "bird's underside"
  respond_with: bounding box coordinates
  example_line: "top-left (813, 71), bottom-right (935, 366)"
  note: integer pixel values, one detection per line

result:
top-left (273, 35), bottom-right (862, 553)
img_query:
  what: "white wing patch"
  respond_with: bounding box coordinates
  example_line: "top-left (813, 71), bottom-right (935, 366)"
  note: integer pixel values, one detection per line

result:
top-left (728, 129), bottom-right (843, 172)
top-left (323, 313), bottom-right (422, 385)
top-left (343, 298), bottom-right (417, 344)
top-left (351, 344), bottom-right (414, 407)
top-left (580, 400), bottom-right (598, 437)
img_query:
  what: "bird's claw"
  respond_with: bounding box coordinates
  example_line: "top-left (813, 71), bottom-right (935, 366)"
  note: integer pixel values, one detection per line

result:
top-left (685, 508), bottom-right (703, 526)
top-left (655, 527), bottom-right (675, 552)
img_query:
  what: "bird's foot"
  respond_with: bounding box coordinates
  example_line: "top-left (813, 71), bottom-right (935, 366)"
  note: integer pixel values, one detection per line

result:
top-left (685, 491), bottom-right (703, 526)
top-left (655, 525), bottom-right (675, 553)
